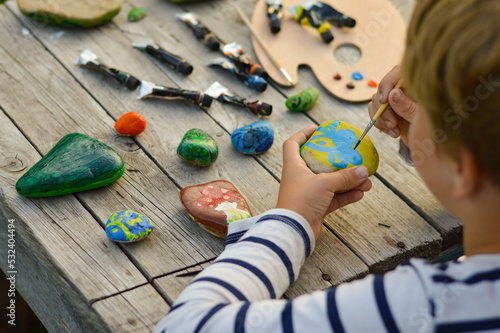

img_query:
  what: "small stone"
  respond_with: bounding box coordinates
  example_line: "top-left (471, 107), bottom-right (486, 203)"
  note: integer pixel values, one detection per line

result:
top-left (177, 129), bottom-right (218, 167)
top-left (105, 210), bottom-right (154, 242)
top-left (180, 180), bottom-right (252, 238)
top-left (346, 82), bottom-right (355, 89)
top-left (231, 121), bottom-right (274, 155)
top-left (115, 111), bottom-right (147, 136)
top-left (285, 87), bottom-right (319, 112)
top-left (351, 71), bottom-right (364, 80)
top-left (18, 0), bottom-right (121, 28)
top-left (368, 80), bottom-right (378, 88)
top-left (300, 120), bottom-right (379, 176)
top-left (322, 274), bottom-right (332, 281)
top-left (397, 241), bottom-right (406, 248)
top-left (128, 7), bottom-right (147, 22)
top-left (16, 133), bottom-right (125, 197)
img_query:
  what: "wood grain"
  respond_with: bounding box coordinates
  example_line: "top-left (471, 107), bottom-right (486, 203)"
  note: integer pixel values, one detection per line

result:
top-left (0, 109), bottom-right (146, 332)
top-left (6, 0), bottom-right (370, 295)
top-left (92, 285), bottom-right (170, 332)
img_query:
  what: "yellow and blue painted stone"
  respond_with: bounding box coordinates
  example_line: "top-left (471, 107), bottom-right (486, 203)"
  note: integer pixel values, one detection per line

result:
top-left (105, 210), bottom-right (154, 243)
top-left (300, 120), bottom-right (379, 176)
top-left (231, 121), bottom-right (274, 155)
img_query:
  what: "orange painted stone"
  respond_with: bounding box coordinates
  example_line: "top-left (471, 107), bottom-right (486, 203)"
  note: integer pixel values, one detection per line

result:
top-left (115, 112), bottom-right (146, 136)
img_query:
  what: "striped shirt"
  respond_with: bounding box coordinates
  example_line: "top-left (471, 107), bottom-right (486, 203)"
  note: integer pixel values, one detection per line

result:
top-left (154, 209), bottom-right (500, 333)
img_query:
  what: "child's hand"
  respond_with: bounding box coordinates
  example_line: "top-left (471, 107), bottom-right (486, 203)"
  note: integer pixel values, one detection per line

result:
top-left (368, 65), bottom-right (419, 146)
top-left (276, 125), bottom-right (373, 239)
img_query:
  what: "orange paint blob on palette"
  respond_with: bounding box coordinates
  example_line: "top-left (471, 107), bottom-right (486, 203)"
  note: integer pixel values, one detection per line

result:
top-left (368, 80), bottom-right (378, 88)
top-left (115, 111), bottom-right (147, 136)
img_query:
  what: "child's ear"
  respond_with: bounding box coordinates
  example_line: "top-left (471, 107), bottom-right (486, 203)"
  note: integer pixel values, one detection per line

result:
top-left (452, 145), bottom-right (482, 199)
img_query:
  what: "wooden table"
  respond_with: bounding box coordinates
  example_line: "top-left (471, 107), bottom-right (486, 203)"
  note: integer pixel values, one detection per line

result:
top-left (0, 0), bottom-right (461, 331)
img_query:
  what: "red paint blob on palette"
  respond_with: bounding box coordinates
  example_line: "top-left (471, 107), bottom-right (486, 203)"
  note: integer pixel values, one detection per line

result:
top-left (115, 112), bottom-right (147, 136)
top-left (368, 80), bottom-right (378, 88)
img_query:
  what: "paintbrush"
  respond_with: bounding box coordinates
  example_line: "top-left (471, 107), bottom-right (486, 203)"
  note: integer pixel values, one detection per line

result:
top-left (235, 6), bottom-right (294, 87)
top-left (353, 79), bottom-right (403, 150)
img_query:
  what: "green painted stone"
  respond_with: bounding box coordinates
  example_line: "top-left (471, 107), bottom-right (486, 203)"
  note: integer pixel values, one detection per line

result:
top-left (285, 87), bottom-right (319, 112)
top-left (17, 0), bottom-right (121, 28)
top-left (16, 133), bottom-right (125, 197)
top-left (177, 129), bottom-right (218, 167)
top-left (128, 7), bottom-right (147, 22)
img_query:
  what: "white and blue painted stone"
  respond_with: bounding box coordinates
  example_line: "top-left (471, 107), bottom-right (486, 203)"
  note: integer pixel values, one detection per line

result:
top-left (105, 210), bottom-right (154, 242)
top-left (231, 121), bottom-right (274, 155)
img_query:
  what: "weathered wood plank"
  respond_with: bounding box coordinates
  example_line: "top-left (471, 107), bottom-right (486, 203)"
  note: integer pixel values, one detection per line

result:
top-left (0, 4), bottom-right (226, 285)
top-left (107, 0), bottom-right (444, 271)
top-left (92, 285), bottom-right (170, 333)
top-left (0, 109), bottom-right (146, 332)
top-left (6, 0), bottom-right (370, 295)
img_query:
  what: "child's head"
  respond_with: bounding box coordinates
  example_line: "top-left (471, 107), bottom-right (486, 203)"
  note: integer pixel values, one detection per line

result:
top-left (402, 0), bottom-right (500, 190)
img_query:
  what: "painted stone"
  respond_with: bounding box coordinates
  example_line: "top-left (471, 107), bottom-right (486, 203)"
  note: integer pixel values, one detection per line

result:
top-left (115, 112), bottom-right (146, 136)
top-left (231, 121), bottom-right (274, 155)
top-left (177, 129), bottom-right (218, 167)
top-left (285, 87), bottom-right (319, 112)
top-left (128, 7), bottom-right (147, 22)
top-left (17, 0), bottom-right (121, 28)
top-left (180, 180), bottom-right (252, 238)
top-left (105, 210), bottom-right (154, 242)
top-left (16, 133), bottom-right (125, 197)
top-left (300, 120), bottom-right (379, 176)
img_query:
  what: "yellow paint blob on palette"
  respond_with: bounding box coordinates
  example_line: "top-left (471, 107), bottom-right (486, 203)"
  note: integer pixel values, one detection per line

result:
top-left (300, 120), bottom-right (379, 176)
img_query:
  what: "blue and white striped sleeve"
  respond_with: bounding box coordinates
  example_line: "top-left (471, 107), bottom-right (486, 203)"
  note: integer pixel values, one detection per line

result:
top-left (154, 209), bottom-right (430, 333)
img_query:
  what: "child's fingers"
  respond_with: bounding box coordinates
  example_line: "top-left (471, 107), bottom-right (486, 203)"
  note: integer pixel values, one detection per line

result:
top-left (282, 125), bottom-right (318, 167)
top-left (328, 190), bottom-right (365, 213)
top-left (322, 166), bottom-right (369, 193)
top-left (378, 65), bottom-right (402, 104)
top-left (388, 88), bottom-right (419, 123)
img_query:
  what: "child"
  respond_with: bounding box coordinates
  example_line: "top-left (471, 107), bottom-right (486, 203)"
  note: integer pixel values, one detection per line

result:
top-left (155, 0), bottom-right (500, 331)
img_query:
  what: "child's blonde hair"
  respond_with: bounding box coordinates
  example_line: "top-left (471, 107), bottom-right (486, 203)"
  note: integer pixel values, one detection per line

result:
top-left (403, 0), bottom-right (500, 188)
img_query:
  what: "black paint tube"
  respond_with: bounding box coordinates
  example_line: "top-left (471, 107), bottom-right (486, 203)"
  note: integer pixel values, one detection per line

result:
top-left (137, 81), bottom-right (213, 108)
top-left (205, 81), bottom-right (272, 116)
top-left (75, 49), bottom-right (140, 90)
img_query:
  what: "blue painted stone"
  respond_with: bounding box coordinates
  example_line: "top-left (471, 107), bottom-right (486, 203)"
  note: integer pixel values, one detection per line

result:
top-left (231, 121), bottom-right (274, 155)
top-left (351, 71), bottom-right (364, 80)
top-left (105, 210), bottom-right (154, 243)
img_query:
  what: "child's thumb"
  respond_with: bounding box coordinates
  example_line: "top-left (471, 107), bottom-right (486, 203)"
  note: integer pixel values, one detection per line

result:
top-left (327, 166), bottom-right (369, 192)
top-left (389, 88), bottom-right (418, 123)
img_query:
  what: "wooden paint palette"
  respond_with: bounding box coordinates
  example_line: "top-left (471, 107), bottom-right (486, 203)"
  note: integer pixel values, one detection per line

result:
top-left (250, 0), bottom-right (406, 102)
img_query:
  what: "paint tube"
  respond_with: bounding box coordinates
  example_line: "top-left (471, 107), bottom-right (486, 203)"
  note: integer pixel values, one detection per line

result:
top-left (220, 42), bottom-right (267, 78)
top-left (207, 58), bottom-right (267, 92)
top-left (205, 81), bottom-right (272, 116)
top-left (133, 41), bottom-right (193, 75)
top-left (175, 12), bottom-right (220, 51)
top-left (315, 2), bottom-right (356, 28)
top-left (289, 3), bottom-right (333, 43)
top-left (266, 0), bottom-right (283, 34)
top-left (137, 81), bottom-right (213, 108)
top-left (75, 49), bottom-right (140, 90)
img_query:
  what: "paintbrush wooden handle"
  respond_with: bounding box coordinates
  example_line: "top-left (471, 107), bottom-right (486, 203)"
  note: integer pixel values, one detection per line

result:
top-left (372, 78), bottom-right (403, 121)
top-left (236, 6), bottom-right (281, 70)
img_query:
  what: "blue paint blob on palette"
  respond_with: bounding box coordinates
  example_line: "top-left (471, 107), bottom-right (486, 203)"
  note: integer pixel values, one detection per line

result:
top-left (351, 72), bottom-right (364, 80)
top-left (231, 121), bottom-right (274, 155)
top-left (105, 210), bottom-right (154, 242)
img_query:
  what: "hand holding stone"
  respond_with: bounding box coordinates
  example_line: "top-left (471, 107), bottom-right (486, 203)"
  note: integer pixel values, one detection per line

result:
top-left (368, 65), bottom-right (419, 146)
top-left (276, 126), bottom-right (372, 239)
